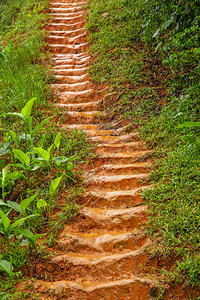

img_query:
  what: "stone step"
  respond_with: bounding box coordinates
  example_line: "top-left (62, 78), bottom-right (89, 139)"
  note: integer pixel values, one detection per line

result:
top-left (32, 245), bottom-right (156, 282)
top-left (64, 111), bottom-right (108, 124)
top-left (69, 32), bottom-right (87, 43)
top-left (52, 81), bottom-right (92, 92)
top-left (53, 63), bottom-right (88, 69)
top-left (50, 2), bottom-right (86, 7)
top-left (82, 129), bottom-right (114, 137)
top-left (47, 28), bottom-right (85, 37)
top-left (58, 89), bottom-right (95, 103)
top-left (53, 67), bottom-right (88, 76)
top-left (48, 34), bottom-right (87, 44)
top-left (53, 74), bottom-right (89, 84)
top-left (51, 15), bottom-right (84, 24)
top-left (65, 127), bottom-right (112, 137)
top-left (55, 101), bottom-right (99, 111)
top-left (51, 13), bottom-right (84, 20)
top-left (50, 11), bottom-right (83, 17)
top-left (92, 151), bottom-right (153, 166)
top-left (50, 43), bottom-right (88, 54)
top-left (89, 132), bottom-right (139, 144)
top-left (95, 142), bottom-right (146, 154)
top-left (53, 60), bottom-right (89, 68)
top-left (30, 277), bottom-right (158, 300)
top-left (87, 174), bottom-right (149, 191)
top-left (80, 187), bottom-right (148, 209)
top-left (76, 206), bottom-right (147, 231)
top-left (50, 6), bottom-right (84, 12)
top-left (53, 51), bottom-right (89, 59)
top-left (47, 21), bottom-right (85, 31)
top-left (88, 163), bottom-right (151, 176)
top-left (58, 230), bottom-right (147, 253)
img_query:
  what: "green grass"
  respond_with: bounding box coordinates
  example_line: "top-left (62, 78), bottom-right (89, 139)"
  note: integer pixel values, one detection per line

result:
top-left (0, 0), bottom-right (51, 115)
top-left (87, 0), bottom-right (200, 290)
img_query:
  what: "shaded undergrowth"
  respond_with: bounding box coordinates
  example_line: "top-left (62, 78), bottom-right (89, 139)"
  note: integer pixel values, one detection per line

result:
top-left (87, 0), bottom-right (200, 291)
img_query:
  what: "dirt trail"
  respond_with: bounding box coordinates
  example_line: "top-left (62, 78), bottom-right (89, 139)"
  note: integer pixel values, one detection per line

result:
top-left (28, 1), bottom-right (161, 299)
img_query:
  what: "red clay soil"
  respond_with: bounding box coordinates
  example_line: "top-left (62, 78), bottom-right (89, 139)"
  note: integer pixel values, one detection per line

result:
top-left (16, 1), bottom-right (199, 299)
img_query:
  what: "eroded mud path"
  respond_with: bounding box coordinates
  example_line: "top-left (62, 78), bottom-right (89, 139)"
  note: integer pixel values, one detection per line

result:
top-left (29, 1), bottom-right (160, 299)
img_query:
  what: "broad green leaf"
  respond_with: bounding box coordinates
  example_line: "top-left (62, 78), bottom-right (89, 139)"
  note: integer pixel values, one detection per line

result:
top-left (7, 112), bottom-right (25, 120)
top-left (31, 164), bottom-right (41, 171)
top-left (0, 260), bottom-right (13, 276)
top-left (67, 163), bottom-right (74, 171)
top-left (0, 158), bottom-right (5, 169)
top-left (21, 98), bottom-right (35, 118)
top-left (9, 130), bottom-right (18, 147)
top-left (37, 199), bottom-right (47, 209)
top-left (0, 210), bottom-right (10, 231)
top-left (20, 194), bottom-right (37, 213)
top-left (19, 133), bottom-right (32, 141)
top-left (49, 176), bottom-right (62, 197)
top-left (152, 14), bottom-right (175, 38)
top-left (33, 157), bottom-right (45, 162)
top-left (14, 228), bottom-right (44, 246)
top-left (152, 28), bottom-right (160, 38)
top-left (6, 171), bottom-right (18, 182)
top-left (10, 214), bottom-right (37, 229)
top-left (10, 163), bottom-right (29, 171)
top-left (55, 133), bottom-right (61, 150)
top-left (0, 143), bottom-right (10, 155)
top-left (2, 166), bottom-right (8, 184)
top-left (53, 156), bottom-right (69, 165)
top-left (20, 239), bottom-right (29, 247)
top-left (47, 143), bottom-right (54, 154)
top-left (20, 239), bottom-right (30, 247)
top-left (178, 122), bottom-right (200, 128)
top-left (7, 201), bottom-right (23, 214)
top-left (155, 41), bottom-right (162, 52)
top-left (27, 116), bottom-right (33, 133)
top-left (32, 117), bottom-right (52, 137)
top-left (162, 16), bottom-right (175, 30)
top-left (38, 134), bottom-right (45, 148)
top-left (67, 154), bottom-right (79, 162)
top-left (13, 149), bottom-right (30, 167)
top-left (34, 147), bottom-right (50, 162)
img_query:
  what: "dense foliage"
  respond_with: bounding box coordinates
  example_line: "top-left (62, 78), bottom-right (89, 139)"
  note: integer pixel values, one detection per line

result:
top-left (143, 0), bottom-right (200, 85)
top-left (87, 0), bottom-right (200, 289)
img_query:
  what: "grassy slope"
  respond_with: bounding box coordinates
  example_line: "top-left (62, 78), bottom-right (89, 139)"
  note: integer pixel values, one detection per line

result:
top-left (87, 0), bottom-right (200, 290)
top-left (0, 0), bottom-right (51, 114)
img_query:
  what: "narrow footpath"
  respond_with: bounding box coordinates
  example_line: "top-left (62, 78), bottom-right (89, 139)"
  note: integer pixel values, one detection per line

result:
top-left (30, 0), bottom-right (160, 299)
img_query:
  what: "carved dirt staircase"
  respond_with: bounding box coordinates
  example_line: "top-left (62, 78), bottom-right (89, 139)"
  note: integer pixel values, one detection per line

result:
top-left (23, 1), bottom-right (161, 299)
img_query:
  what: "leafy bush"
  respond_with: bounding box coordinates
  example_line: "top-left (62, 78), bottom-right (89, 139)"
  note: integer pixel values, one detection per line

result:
top-left (142, 0), bottom-right (200, 89)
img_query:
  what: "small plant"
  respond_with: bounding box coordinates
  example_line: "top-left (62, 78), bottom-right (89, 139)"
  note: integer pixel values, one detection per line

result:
top-left (0, 259), bottom-right (14, 277)
top-left (0, 166), bottom-right (20, 202)
top-left (0, 209), bottom-right (40, 250)
top-left (1, 99), bottom-right (77, 190)
top-left (48, 176), bottom-right (62, 219)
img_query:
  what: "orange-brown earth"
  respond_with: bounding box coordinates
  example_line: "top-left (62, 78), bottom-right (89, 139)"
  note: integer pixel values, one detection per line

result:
top-left (17, 1), bottom-right (198, 299)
